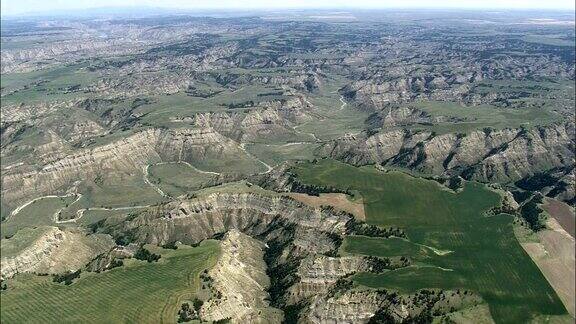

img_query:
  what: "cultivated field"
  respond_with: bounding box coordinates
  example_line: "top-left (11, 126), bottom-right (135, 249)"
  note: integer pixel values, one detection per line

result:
top-left (0, 241), bottom-right (220, 324)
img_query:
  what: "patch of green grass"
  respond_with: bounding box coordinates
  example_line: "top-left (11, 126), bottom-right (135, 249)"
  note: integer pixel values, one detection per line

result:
top-left (340, 235), bottom-right (432, 259)
top-left (136, 84), bottom-right (290, 128)
top-left (293, 76), bottom-right (370, 141)
top-left (148, 162), bottom-right (219, 197)
top-left (412, 100), bottom-right (561, 134)
top-left (1, 63), bottom-right (99, 105)
top-left (0, 126), bottom-right (53, 167)
top-left (0, 226), bottom-right (53, 257)
top-left (192, 153), bottom-right (266, 175)
top-left (0, 174), bottom-right (164, 236)
top-left (0, 240), bottom-right (220, 324)
top-left (50, 174), bottom-right (167, 225)
top-left (522, 35), bottom-right (575, 47)
top-left (245, 142), bottom-right (319, 166)
top-left (77, 209), bottom-right (130, 227)
top-left (292, 159), bottom-right (567, 323)
top-left (1, 195), bottom-right (77, 238)
top-left (78, 174), bottom-right (166, 209)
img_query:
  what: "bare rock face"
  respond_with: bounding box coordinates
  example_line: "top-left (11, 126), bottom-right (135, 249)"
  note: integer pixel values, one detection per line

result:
top-left (0, 226), bottom-right (114, 279)
top-left (303, 288), bottom-right (484, 324)
top-left (288, 255), bottom-right (375, 302)
top-left (321, 122), bottom-right (575, 185)
top-left (341, 72), bottom-right (480, 109)
top-left (249, 162), bottom-right (301, 192)
top-left (108, 192), bottom-right (350, 247)
top-left (305, 290), bottom-right (389, 324)
top-left (200, 229), bottom-right (284, 323)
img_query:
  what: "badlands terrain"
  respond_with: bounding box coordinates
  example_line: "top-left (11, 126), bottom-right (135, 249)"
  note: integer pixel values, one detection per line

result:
top-left (0, 9), bottom-right (575, 324)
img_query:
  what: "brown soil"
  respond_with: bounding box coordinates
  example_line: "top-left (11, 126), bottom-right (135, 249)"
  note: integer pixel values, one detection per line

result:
top-left (542, 198), bottom-right (575, 238)
top-left (284, 193), bottom-right (365, 220)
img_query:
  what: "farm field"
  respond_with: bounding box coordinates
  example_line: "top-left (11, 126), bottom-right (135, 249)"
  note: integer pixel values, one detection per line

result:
top-left (292, 159), bottom-right (569, 323)
top-left (0, 241), bottom-right (220, 324)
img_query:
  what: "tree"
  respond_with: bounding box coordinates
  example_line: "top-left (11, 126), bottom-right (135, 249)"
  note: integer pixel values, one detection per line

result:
top-left (177, 303), bottom-right (195, 322)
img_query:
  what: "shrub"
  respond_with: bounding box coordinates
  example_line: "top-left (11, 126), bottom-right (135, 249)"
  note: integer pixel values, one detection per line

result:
top-left (53, 269), bottom-right (82, 285)
top-left (134, 246), bottom-right (161, 262)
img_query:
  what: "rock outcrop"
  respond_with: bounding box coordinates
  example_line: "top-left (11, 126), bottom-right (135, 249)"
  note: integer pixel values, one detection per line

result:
top-left (303, 288), bottom-right (484, 323)
top-left (320, 122), bottom-right (575, 185)
top-left (103, 192), bottom-right (350, 248)
top-left (0, 226), bottom-right (114, 279)
top-left (288, 255), bottom-right (380, 302)
top-left (176, 95), bottom-right (313, 142)
top-left (200, 230), bottom-right (284, 323)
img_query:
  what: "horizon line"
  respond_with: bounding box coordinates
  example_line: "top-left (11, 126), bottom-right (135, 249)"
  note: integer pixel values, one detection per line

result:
top-left (2, 5), bottom-right (575, 18)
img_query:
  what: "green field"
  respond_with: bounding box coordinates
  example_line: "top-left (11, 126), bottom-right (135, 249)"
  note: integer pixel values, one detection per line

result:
top-left (1, 63), bottom-right (99, 105)
top-left (78, 175), bottom-right (166, 208)
top-left (0, 241), bottom-right (220, 324)
top-left (294, 76), bottom-right (370, 141)
top-left (245, 142), bottom-right (319, 166)
top-left (1, 172), bottom-right (170, 238)
top-left (53, 173), bottom-right (168, 223)
top-left (292, 159), bottom-right (567, 323)
top-left (0, 226), bottom-right (55, 258)
top-left (135, 81), bottom-right (291, 128)
top-left (190, 152), bottom-right (267, 175)
top-left (1, 195), bottom-right (78, 237)
top-left (341, 235), bottom-right (434, 259)
top-left (522, 35), bottom-right (575, 47)
top-left (412, 100), bottom-right (561, 134)
top-left (148, 162), bottom-right (219, 197)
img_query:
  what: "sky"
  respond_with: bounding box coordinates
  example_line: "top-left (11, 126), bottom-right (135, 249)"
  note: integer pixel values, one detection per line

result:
top-left (1, 0), bottom-right (575, 16)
